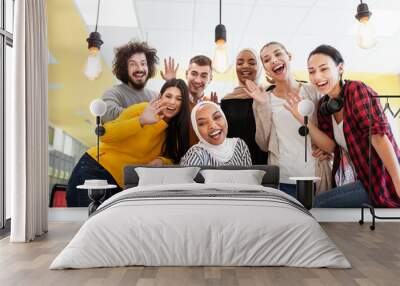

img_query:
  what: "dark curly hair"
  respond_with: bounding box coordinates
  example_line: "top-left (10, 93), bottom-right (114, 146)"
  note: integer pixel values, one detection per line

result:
top-left (112, 41), bottom-right (159, 84)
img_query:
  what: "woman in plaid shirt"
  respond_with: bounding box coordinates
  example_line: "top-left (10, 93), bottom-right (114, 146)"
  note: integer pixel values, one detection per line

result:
top-left (286, 45), bottom-right (400, 208)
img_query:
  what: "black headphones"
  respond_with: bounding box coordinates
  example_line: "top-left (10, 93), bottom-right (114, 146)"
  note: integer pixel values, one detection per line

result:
top-left (319, 80), bottom-right (346, 116)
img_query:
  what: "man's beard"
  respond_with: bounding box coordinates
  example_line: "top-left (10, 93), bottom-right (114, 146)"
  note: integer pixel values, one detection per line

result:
top-left (128, 74), bottom-right (149, 90)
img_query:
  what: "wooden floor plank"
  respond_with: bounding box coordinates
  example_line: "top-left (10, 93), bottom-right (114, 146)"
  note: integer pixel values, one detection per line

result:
top-left (0, 222), bottom-right (399, 286)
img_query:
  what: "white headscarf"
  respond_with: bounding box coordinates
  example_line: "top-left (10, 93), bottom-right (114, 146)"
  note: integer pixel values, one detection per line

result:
top-left (239, 48), bottom-right (262, 85)
top-left (223, 48), bottom-right (262, 100)
top-left (191, 101), bottom-right (238, 163)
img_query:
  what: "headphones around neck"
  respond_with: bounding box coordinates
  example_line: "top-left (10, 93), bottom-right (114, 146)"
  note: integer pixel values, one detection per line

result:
top-left (319, 80), bottom-right (346, 116)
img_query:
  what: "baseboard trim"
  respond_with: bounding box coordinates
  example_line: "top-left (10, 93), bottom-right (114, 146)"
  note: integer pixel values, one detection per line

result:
top-left (48, 207), bottom-right (400, 223)
top-left (49, 208), bottom-right (88, 222)
top-left (310, 208), bottom-right (400, 222)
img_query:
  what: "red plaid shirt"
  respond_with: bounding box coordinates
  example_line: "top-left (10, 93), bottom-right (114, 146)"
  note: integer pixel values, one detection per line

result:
top-left (318, 80), bottom-right (400, 207)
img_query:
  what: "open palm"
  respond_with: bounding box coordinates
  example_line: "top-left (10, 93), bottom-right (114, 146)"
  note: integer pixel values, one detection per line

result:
top-left (244, 80), bottom-right (268, 103)
top-left (284, 91), bottom-right (304, 124)
top-left (160, 57), bottom-right (179, 81)
top-left (139, 99), bottom-right (166, 126)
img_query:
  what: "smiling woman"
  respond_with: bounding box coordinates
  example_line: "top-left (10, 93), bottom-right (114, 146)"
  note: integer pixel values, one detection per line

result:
top-left (180, 101), bottom-right (252, 167)
top-left (285, 44), bottom-right (400, 208)
top-left (66, 79), bottom-right (190, 207)
top-left (247, 41), bottom-right (332, 199)
top-left (220, 48), bottom-right (267, 165)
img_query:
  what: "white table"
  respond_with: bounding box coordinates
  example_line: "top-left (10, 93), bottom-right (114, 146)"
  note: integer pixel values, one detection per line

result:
top-left (77, 184), bottom-right (117, 215)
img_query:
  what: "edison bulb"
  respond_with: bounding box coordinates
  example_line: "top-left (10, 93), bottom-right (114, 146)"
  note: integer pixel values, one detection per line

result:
top-left (84, 47), bottom-right (102, 80)
top-left (357, 18), bottom-right (377, 49)
top-left (213, 40), bottom-right (230, 74)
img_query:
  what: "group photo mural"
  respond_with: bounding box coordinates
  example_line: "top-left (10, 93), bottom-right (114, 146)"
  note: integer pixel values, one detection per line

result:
top-left (46, 0), bottom-right (400, 210)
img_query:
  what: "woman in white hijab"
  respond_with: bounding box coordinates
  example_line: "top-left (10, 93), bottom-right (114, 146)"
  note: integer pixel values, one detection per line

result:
top-left (180, 101), bottom-right (252, 166)
top-left (220, 48), bottom-right (268, 165)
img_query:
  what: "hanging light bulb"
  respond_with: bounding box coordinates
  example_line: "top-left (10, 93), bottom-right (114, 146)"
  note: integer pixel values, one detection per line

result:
top-left (84, 0), bottom-right (104, 80)
top-left (357, 18), bottom-right (377, 49)
top-left (84, 32), bottom-right (103, 80)
top-left (213, 25), bottom-right (229, 73)
top-left (355, 0), bottom-right (377, 49)
top-left (213, 0), bottom-right (230, 73)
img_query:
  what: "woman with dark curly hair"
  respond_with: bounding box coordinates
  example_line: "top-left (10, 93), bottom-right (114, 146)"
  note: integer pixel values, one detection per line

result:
top-left (67, 79), bottom-right (191, 207)
top-left (101, 41), bottom-right (160, 123)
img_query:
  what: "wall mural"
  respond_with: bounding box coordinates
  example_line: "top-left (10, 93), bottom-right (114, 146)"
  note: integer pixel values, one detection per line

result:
top-left (47, 0), bottom-right (400, 210)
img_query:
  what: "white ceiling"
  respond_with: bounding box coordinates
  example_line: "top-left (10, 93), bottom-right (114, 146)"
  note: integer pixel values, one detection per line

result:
top-left (74, 0), bottom-right (400, 94)
top-left (75, 0), bottom-right (138, 27)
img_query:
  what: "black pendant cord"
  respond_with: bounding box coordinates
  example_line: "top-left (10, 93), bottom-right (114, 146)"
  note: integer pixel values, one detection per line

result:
top-left (219, 0), bottom-right (222, 24)
top-left (359, 95), bottom-right (400, 231)
top-left (95, 0), bottom-right (102, 32)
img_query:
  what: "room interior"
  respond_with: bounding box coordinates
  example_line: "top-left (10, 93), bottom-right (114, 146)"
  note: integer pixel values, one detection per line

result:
top-left (1, 0), bottom-right (400, 285)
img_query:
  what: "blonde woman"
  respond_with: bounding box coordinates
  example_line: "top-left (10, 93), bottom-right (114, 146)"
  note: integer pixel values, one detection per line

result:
top-left (244, 42), bottom-right (331, 198)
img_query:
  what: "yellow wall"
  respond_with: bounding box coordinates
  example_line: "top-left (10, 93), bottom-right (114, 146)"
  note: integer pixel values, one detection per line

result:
top-left (47, 0), bottom-right (114, 146)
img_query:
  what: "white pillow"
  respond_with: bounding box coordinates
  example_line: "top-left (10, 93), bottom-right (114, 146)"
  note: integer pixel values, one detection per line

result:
top-left (135, 167), bottom-right (200, 186)
top-left (200, 169), bottom-right (266, 185)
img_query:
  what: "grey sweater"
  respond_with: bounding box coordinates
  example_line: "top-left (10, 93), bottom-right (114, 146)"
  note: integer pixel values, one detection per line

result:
top-left (101, 83), bottom-right (157, 123)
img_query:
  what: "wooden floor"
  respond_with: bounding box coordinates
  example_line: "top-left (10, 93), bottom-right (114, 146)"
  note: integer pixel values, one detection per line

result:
top-left (0, 222), bottom-right (399, 286)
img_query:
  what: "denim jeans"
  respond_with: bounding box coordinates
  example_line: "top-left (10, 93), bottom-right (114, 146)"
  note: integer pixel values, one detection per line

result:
top-left (67, 153), bottom-right (121, 207)
top-left (313, 181), bottom-right (370, 208)
top-left (279, 183), bottom-right (297, 199)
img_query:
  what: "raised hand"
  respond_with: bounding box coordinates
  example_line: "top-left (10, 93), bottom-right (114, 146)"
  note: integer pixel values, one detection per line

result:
top-left (283, 90), bottom-right (304, 124)
top-left (209, 91), bottom-right (218, 104)
top-left (139, 98), bottom-right (167, 126)
top-left (244, 79), bottom-right (268, 103)
top-left (160, 57), bottom-right (179, 81)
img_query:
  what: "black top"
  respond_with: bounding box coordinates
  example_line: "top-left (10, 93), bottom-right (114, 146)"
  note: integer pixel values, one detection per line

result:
top-left (220, 98), bottom-right (268, 165)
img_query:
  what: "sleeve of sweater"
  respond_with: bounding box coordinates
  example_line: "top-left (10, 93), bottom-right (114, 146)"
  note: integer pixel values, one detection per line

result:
top-left (101, 88), bottom-right (126, 123)
top-left (252, 98), bottom-right (272, 152)
top-left (100, 102), bottom-right (148, 143)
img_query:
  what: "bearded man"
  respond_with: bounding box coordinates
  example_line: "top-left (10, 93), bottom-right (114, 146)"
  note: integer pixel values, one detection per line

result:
top-left (101, 41), bottom-right (159, 123)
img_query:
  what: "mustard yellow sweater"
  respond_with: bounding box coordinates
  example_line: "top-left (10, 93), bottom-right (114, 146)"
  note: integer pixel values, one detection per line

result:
top-left (87, 102), bottom-right (172, 187)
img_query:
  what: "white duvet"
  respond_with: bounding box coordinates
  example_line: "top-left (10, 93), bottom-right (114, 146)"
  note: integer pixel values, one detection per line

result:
top-left (50, 183), bottom-right (351, 269)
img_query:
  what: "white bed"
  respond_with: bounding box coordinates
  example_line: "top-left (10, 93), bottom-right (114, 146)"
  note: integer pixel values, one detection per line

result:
top-left (50, 183), bottom-right (351, 269)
